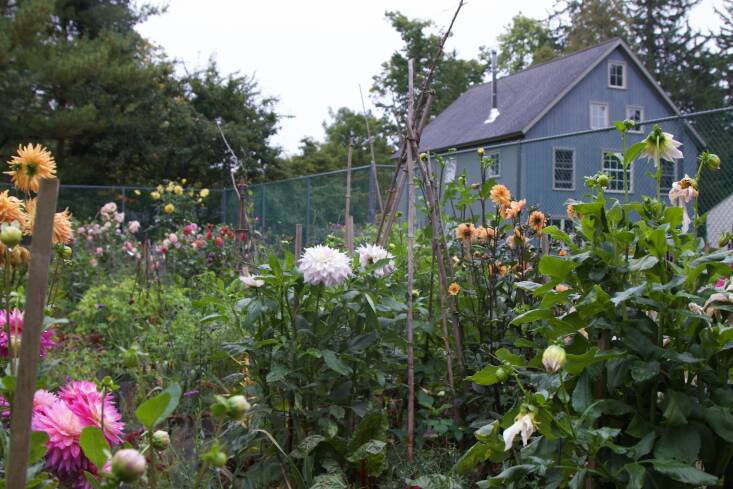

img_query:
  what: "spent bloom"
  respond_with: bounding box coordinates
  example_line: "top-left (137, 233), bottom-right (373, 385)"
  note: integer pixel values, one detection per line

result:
top-left (298, 245), bottom-right (352, 287)
top-left (503, 411), bottom-right (537, 451)
top-left (455, 223), bottom-right (477, 243)
top-left (357, 244), bottom-right (395, 277)
top-left (668, 175), bottom-right (698, 232)
top-left (240, 274), bottom-right (265, 288)
top-left (0, 190), bottom-right (25, 226)
top-left (476, 226), bottom-right (495, 242)
top-left (640, 125), bottom-right (683, 166)
top-left (0, 309), bottom-right (55, 357)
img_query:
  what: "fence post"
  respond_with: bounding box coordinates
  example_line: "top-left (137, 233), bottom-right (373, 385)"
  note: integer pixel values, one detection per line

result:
top-left (305, 177), bottom-right (311, 245)
top-left (295, 224), bottom-right (303, 258)
top-left (220, 188), bottom-right (227, 225)
top-left (368, 166), bottom-right (376, 224)
top-left (121, 187), bottom-right (126, 216)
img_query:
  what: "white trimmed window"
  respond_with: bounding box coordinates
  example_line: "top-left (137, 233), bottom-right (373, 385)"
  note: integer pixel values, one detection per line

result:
top-left (486, 151), bottom-right (500, 177)
top-left (553, 148), bottom-right (575, 190)
top-left (625, 105), bottom-right (644, 133)
top-left (608, 61), bottom-right (626, 88)
top-left (602, 151), bottom-right (631, 193)
top-left (590, 102), bottom-right (609, 129)
top-left (660, 161), bottom-right (676, 193)
top-left (549, 218), bottom-right (574, 232)
top-left (442, 156), bottom-right (457, 184)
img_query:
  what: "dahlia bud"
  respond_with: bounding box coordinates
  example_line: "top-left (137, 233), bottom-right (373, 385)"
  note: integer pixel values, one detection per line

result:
top-left (211, 451), bottom-right (227, 468)
top-left (542, 345), bottom-right (567, 373)
top-left (227, 395), bottom-right (251, 420)
top-left (596, 174), bottom-right (609, 188)
top-left (699, 151), bottom-right (721, 170)
top-left (495, 367), bottom-right (508, 382)
top-left (151, 430), bottom-right (170, 450)
top-left (111, 449), bottom-right (146, 482)
top-left (419, 152), bottom-right (428, 161)
top-left (62, 246), bottom-right (73, 258)
top-left (622, 119), bottom-right (637, 132)
top-left (477, 147), bottom-right (485, 156)
top-left (0, 224), bottom-right (22, 248)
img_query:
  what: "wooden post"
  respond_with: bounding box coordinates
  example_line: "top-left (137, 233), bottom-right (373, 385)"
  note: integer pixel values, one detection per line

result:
top-left (405, 59), bottom-right (417, 464)
top-left (7, 178), bottom-right (59, 489)
top-left (359, 84), bottom-right (384, 215)
top-left (346, 216), bottom-right (354, 255)
top-left (345, 137), bottom-right (353, 253)
top-left (295, 224), bottom-right (303, 258)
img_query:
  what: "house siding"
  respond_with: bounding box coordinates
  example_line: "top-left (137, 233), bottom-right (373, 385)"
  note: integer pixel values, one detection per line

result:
top-left (520, 46), bottom-right (698, 219)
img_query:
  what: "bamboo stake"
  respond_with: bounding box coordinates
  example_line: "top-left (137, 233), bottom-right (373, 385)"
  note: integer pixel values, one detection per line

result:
top-left (7, 178), bottom-right (59, 489)
top-left (345, 137), bottom-right (353, 254)
top-left (405, 59), bottom-right (417, 464)
top-left (295, 224), bottom-right (303, 258)
top-left (359, 84), bottom-right (384, 214)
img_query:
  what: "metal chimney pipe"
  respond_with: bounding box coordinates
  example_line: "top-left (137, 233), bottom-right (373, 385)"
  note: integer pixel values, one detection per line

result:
top-left (491, 49), bottom-right (498, 110)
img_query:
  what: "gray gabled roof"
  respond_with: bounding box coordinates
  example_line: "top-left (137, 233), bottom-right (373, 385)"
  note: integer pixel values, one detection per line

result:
top-left (419, 39), bottom-right (624, 152)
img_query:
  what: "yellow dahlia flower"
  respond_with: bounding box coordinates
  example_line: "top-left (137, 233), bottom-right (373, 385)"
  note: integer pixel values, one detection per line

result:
top-left (6, 144), bottom-right (57, 194)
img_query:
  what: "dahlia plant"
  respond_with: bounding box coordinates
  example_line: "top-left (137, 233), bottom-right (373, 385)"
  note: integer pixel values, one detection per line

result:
top-left (455, 128), bottom-right (732, 488)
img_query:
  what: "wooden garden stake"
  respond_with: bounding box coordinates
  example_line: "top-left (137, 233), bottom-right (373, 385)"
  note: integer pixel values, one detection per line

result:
top-left (359, 84), bottom-right (384, 214)
top-left (7, 178), bottom-right (59, 489)
top-left (295, 224), bottom-right (303, 258)
top-left (405, 59), bottom-right (417, 464)
top-left (344, 137), bottom-right (353, 254)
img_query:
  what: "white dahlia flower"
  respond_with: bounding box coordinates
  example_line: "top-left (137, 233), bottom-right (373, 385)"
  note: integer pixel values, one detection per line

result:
top-left (503, 412), bottom-right (537, 451)
top-left (298, 245), bottom-right (352, 287)
top-left (356, 244), bottom-right (395, 277)
top-left (240, 274), bottom-right (264, 288)
top-left (641, 125), bottom-right (683, 165)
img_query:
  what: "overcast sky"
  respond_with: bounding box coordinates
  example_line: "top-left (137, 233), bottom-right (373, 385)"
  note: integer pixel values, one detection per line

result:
top-left (137, 0), bottom-right (723, 156)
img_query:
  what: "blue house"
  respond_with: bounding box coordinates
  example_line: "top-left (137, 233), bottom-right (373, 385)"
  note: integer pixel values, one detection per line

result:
top-left (419, 38), bottom-right (700, 228)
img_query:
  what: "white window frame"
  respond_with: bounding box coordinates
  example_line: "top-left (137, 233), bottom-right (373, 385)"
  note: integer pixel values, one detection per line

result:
top-left (608, 60), bottom-right (627, 89)
top-left (590, 101), bottom-right (609, 129)
top-left (442, 156), bottom-right (457, 184)
top-left (625, 105), bottom-right (644, 133)
top-left (602, 149), bottom-right (633, 194)
top-left (552, 147), bottom-right (575, 191)
top-left (486, 151), bottom-right (501, 178)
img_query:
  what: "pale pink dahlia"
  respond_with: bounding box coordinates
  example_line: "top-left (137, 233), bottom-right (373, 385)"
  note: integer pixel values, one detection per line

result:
top-left (0, 309), bottom-right (56, 357)
top-left (31, 398), bottom-right (88, 477)
top-left (59, 381), bottom-right (124, 445)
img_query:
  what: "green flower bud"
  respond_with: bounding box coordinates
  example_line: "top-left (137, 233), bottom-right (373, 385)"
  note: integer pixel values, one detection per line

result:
top-left (542, 345), bottom-right (567, 373)
top-left (151, 430), bottom-right (170, 450)
top-left (495, 367), bottom-right (508, 382)
top-left (0, 224), bottom-right (22, 248)
top-left (211, 451), bottom-right (227, 468)
top-left (419, 152), bottom-right (428, 161)
top-left (597, 174), bottom-right (609, 188)
top-left (227, 395), bottom-right (251, 420)
top-left (477, 147), bottom-right (485, 156)
top-left (62, 245), bottom-right (73, 258)
top-left (111, 449), bottom-right (146, 482)
top-left (699, 151), bottom-right (721, 170)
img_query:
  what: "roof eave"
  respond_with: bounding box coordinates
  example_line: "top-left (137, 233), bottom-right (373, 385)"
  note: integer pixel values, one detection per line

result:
top-left (422, 131), bottom-right (525, 154)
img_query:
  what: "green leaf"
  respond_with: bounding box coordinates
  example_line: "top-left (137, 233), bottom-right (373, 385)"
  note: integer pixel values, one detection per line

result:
top-left (649, 459), bottom-right (717, 485)
top-left (572, 371), bottom-right (592, 414)
top-left (466, 365), bottom-right (501, 386)
top-left (653, 427), bottom-right (700, 464)
top-left (496, 347), bottom-right (524, 367)
top-left (346, 440), bottom-right (387, 476)
top-left (80, 427), bottom-right (110, 470)
top-left (627, 256), bottom-right (658, 272)
top-left (629, 360), bottom-right (659, 383)
top-left (510, 308), bottom-right (553, 325)
top-left (624, 463), bottom-right (646, 489)
top-left (704, 406), bottom-right (733, 443)
top-left (611, 284), bottom-right (647, 306)
top-left (538, 255), bottom-right (576, 279)
top-left (135, 383), bottom-right (181, 429)
top-left (322, 350), bottom-right (353, 376)
top-left (453, 442), bottom-right (491, 474)
top-left (83, 472), bottom-right (103, 489)
top-left (662, 390), bottom-right (693, 426)
top-left (624, 142), bottom-right (646, 167)
top-left (291, 435), bottom-right (325, 458)
top-left (565, 348), bottom-right (619, 375)
top-left (29, 431), bottom-right (48, 464)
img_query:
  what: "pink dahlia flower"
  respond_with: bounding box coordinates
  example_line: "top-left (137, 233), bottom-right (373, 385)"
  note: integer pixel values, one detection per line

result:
top-left (31, 398), bottom-right (88, 477)
top-left (59, 381), bottom-right (124, 445)
top-left (0, 309), bottom-right (56, 357)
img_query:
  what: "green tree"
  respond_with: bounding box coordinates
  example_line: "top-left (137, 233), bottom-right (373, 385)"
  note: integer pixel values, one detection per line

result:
top-left (715, 0), bottom-right (733, 105)
top-left (286, 107), bottom-right (393, 176)
top-left (371, 11), bottom-right (486, 135)
top-left (549, 0), bottom-right (630, 52)
top-left (493, 14), bottom-right (559, 74)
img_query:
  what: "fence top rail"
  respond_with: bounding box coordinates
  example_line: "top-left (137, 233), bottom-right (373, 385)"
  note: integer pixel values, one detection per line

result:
top-left (248, 164), bottom-right (394, 188)
top-left (429, 105), bottom-right (733, 157)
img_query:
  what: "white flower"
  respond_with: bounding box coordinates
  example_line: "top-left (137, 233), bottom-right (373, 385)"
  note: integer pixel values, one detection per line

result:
top-left (641, 126), bottom-right (683, 166)
top-left (356, 244), bottom-right (395, 277)
top-left (503, 412), bottom-right (537, 451)
top-left (240, 274), bottom-right (264, 288)
top-left (298, 245), bottom-right (352, 287)
top-left (128, 220), bottom-right (140, 233)
top-left (688, 302), bottom-right (705, 315)
top-left (100, 202), bottom-right (117, 216)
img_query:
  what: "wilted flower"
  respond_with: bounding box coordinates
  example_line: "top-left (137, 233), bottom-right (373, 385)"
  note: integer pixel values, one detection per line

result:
top-left (448, 282), bottom-right (460, 296)
top-left (455, 223), bottom-right (477, 243)
top-left (500, 199), bottom-right (526, 219)
top-left (298, 245), bottom-right (352, 287)
top-left (490, 184), bottom-right (511, 207)
top-left (6, 144), bottom-right (57, 194)
top-left (668, 175), bottom-right (699, 232)
top-left (688, 302), bottom-right (705, 315)
top-left (542, 345), bottom-right (567, 373)
top-left (641, 125), bottom-right (683, 165)
top-left (555, 283), bottom-right (571, 292)
top-left (476, 226), bottom-right (495, 242)
top-left (240, 274), bottom-right (265, 288)
top-left (52, 209), bottom-right (73, 245)
top-left (0, 191), bottom-right (25, 227)
top-left (356, 244), bottom-right (395, 277)
top-left (503, 411), bottom-right (537, 450)
top-left (506, 228), bottom-right (528, 249)
top-left (566, 204), bottom-right (575, 220)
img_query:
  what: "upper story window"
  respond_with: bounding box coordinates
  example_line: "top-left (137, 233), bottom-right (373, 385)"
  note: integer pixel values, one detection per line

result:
top-left (553, 148), bottom-right (575, 190)
top-left (590, 102), bottom-right (609, 129)
top-left (625, 105), bottom-right (644, 133)
top-left (608, 61), bottom-right (626, 89)
top-left (485, 151), bottom-right (500, 177)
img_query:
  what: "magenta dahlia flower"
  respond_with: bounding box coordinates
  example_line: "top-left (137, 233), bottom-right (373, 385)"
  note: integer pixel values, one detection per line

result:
top-left (0, 309), bottom-right (56, 357)
top-left (59, 381), bottom-right (124, 445)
